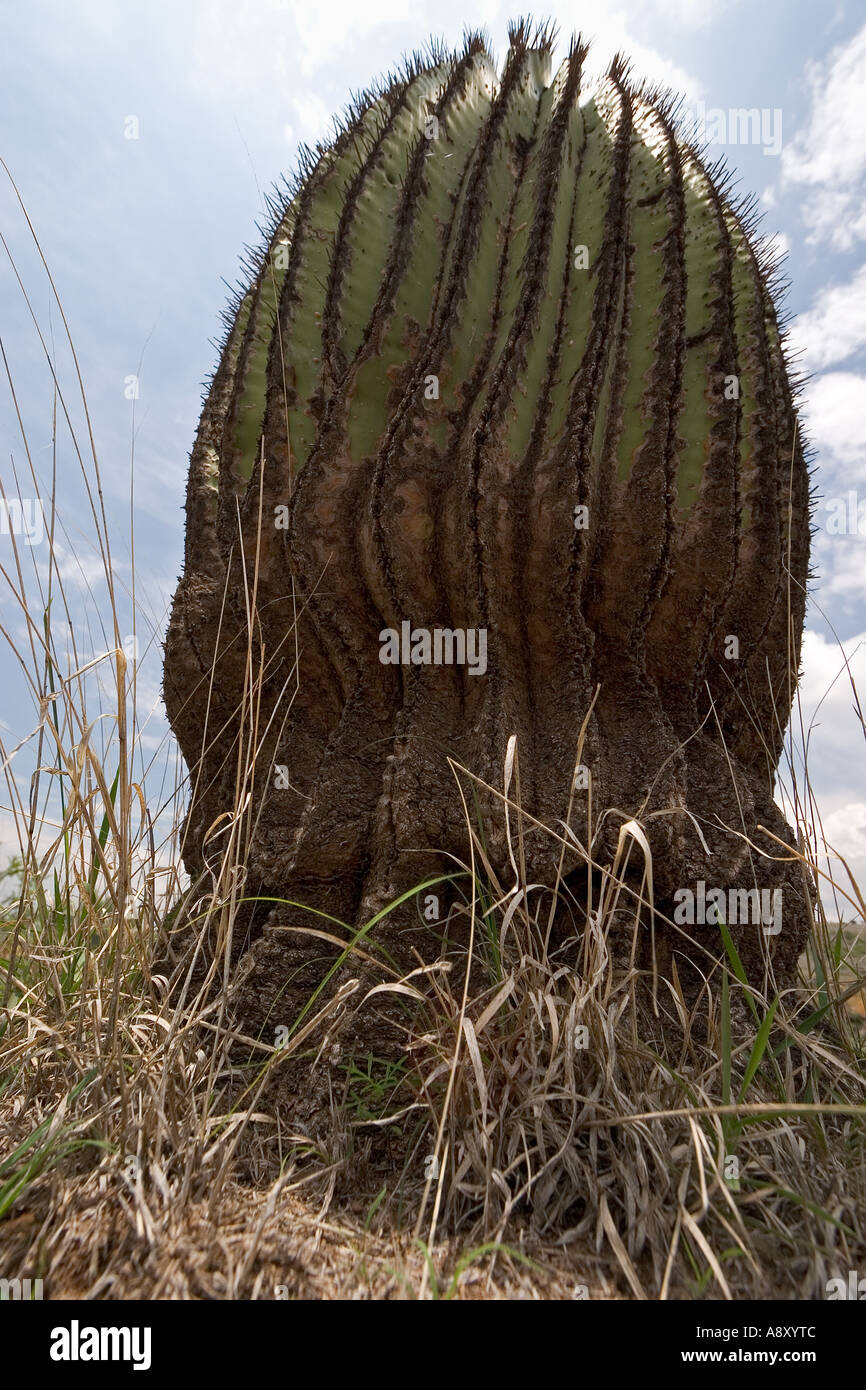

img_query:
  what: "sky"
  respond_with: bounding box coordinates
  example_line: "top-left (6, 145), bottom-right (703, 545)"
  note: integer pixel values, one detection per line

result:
top-left (1, 0), bottom-right (865, 906)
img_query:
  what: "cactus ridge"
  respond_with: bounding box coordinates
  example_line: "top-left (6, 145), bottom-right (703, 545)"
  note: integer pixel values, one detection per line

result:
top-left (165, 24), bottom-right (813, 1008)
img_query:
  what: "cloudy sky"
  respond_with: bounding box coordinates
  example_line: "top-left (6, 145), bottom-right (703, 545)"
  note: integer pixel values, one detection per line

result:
top-left (1, 0), bottom-right (865, 902)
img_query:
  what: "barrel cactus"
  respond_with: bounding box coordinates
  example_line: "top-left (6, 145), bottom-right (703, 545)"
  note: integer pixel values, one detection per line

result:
top-left (164, 23), bottom-right (811, 1023)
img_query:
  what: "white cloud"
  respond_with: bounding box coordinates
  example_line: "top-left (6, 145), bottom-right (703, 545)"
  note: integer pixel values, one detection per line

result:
top-left (642, 0), bottom-right (725, 27)
top-left (811, 529), bottom-right (866, 606)
top-left (782, 22), bottom-right (866, 249)
top-left (821, 800), bottom-right (866, 865)
top-left (51, 541), bottom-right (109, 592)
top-left (784, 628), bottom-right (866, 898)
top-left (813, 799), bottom-right (866, 918)
top-left (764, 229), bottom-right (789, 258)
top-left (189, 0), bottom-right (442, 93)
top-left (772, 628), bottom-right (866, 905)
top-left (287, 0), bottom-right (417, 79)
top-left (790, 263), bottom-right (866, 372)
top-left (569, 13), bottom-right (700, 99)
top-left (283, 94), bottom-right (334, 151)
top-left (800, 370), bottom-right (866, 471)
top-left (186, 0), bottom-right (703, 112)
top-left (794, 191), bottom-right (866, 251)
top-left (783, 22), bottom-right (866, 186)
top-left (798, 627), bottom-right (866, 717)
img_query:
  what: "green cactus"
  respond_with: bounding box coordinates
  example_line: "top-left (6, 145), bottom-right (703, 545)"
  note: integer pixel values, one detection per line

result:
top-left (164, 22), bottom-right (811, 1022)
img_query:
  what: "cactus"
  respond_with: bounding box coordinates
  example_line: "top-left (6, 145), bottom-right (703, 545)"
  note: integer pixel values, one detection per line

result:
top-left (164, 23), bottom-right (811, 1020)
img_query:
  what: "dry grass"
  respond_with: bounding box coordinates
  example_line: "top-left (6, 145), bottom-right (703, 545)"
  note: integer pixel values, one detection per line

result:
top-left (1, 171), bottom-right (865, 1302)
top-left (390, 808), bottom-right (866, 1301)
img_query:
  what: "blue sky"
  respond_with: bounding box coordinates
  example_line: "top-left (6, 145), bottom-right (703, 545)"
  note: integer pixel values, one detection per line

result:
top-left (1, 0), bottom-right (865, 899)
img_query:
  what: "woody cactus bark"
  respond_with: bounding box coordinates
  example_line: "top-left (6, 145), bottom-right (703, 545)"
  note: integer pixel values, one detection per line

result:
top-left (164, 23), bottom-right (811, 1019)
